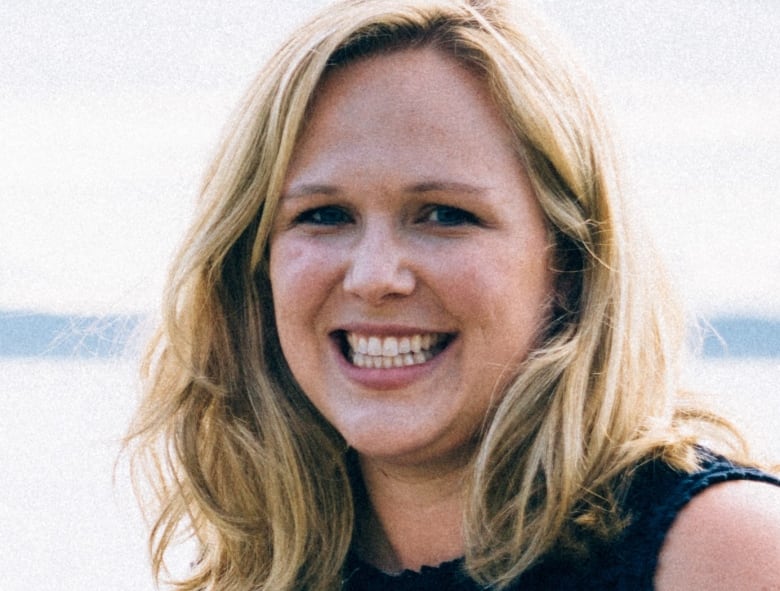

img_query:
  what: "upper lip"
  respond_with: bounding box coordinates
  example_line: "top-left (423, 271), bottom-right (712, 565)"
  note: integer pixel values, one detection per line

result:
top-left (332, 323), bottom-right (454, 337)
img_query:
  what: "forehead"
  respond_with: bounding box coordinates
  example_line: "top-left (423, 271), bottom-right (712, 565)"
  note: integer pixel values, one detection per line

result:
top-left (288, 46), bottom-right (512, 176)
top-left (316, 45), bottom-right (489, 115)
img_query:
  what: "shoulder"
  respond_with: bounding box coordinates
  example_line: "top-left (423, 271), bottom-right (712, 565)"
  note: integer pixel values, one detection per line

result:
top-left (654, 479), bottom-right (780, 590)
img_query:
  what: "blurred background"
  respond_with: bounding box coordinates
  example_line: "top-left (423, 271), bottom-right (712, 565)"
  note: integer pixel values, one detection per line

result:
top-left (1, 1), bottom-right (777, 589)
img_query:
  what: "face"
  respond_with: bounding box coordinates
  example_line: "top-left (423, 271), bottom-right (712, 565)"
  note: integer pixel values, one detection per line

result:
top-left (269, 47), bottom-right (555, 469)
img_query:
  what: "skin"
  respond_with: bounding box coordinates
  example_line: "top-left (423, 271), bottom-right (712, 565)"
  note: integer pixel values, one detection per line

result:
top-left (655, 480), bottom-right (780, 590)
top-left (269, 47), bottom-right (555, 570)
top-left (267, 45), bottom-right (780, 581)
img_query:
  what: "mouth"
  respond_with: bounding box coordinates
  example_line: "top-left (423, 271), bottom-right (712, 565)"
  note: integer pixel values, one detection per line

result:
top-left (334, 330), bottom-right (455, 369)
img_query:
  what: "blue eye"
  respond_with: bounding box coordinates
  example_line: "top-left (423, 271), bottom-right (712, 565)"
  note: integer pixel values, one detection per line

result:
top-left (295, 206), bottom-right (352, 226)
top-left (426, 205), bottom-right (479, 226)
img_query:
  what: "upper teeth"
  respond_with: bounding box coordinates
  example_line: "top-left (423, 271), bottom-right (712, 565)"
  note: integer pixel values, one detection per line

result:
top-left (345, 332), bottom-right (445, 369)
top-left (346, 333), bottom-right (439, 356)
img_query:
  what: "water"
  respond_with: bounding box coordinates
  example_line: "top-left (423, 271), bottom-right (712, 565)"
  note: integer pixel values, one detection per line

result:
top-left (1, 357), bottom-right (777, 590)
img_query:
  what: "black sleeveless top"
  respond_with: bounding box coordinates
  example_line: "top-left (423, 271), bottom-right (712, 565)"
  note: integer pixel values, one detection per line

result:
top-left (341, 450), bottom-right (780, 590)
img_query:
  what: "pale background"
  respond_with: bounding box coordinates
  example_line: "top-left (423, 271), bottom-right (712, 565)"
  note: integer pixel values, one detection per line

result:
top-left (0, 1), bottom-right (778, 590)
top-left (1, 0), bottom-right (778, 318)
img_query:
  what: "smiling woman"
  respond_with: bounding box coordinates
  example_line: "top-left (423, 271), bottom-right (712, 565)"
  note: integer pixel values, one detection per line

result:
top-left (269, 47), bottom-right (554, 472)
top-left (124, 1), bottom-right (780, 590)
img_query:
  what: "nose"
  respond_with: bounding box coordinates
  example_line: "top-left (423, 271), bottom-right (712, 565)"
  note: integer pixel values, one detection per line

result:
top-left (343, 221), bottom-right (416, 304)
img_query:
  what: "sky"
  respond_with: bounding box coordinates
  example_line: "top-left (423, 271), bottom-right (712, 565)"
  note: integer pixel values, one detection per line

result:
top-left (1, 0), bottom-right (778, 317)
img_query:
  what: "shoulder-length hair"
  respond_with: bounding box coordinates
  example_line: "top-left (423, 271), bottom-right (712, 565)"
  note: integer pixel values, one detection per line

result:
top-left (125, 1), bottom-right (746, 589)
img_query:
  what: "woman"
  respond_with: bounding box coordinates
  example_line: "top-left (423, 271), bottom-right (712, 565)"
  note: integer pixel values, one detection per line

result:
top-left (127, 1), bottom-right (780, 589)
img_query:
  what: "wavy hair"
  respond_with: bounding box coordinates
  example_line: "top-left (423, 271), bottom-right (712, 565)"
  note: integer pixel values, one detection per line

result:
top-left (125, 1), bottom-right (748, 589)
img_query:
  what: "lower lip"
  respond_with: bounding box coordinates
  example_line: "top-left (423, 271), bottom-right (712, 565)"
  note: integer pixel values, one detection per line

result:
top-left (332, 338), bottom-right (452, 391)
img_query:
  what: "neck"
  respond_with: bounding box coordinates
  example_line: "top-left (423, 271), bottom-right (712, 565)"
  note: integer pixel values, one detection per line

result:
top-left (353, 453), bottom-right (470, 574)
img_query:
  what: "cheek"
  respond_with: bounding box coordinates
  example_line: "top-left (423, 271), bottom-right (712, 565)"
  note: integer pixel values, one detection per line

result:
top-left (444, 243), bottom-right (554, 340)
top-left (269, 240), bottom-right (310, 336)
top-left (269, 241), bottom-right (300, 297)
top-left (444, 242), bottom-right (550, 301)
top-left (271, 239), bottom-right (323, 296)
top-left (269, 237), bottom-right (341, 335)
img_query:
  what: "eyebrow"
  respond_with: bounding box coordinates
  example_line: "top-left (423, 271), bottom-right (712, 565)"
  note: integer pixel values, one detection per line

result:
top-left (282, 180), bottom-right (490, 200)
top-left (407, 180), bottom-right (489, 195)
top-left (282, 183), bottom-right (341, 200)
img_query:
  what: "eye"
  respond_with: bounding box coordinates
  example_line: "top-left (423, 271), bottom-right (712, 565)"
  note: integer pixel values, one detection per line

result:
top-left (423, 205), bottom-right (480, 227)
top-left (294, 205), bottom-right (353, 226)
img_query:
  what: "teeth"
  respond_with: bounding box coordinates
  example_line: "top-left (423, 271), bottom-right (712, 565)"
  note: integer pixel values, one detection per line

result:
top-left (345, 332), bottom-right (447, 368)
top-left (382, 337), bottom-right (399, 356)
top-left (367, 336), bottom-right (381, 356)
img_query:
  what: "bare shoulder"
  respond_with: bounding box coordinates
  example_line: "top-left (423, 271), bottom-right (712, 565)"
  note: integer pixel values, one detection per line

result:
top-left (655, 479), bottom-right (780, 591)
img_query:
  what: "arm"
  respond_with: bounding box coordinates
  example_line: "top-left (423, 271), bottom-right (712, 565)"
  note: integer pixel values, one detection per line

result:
top-left (655, 480), bottom-right (780, 590)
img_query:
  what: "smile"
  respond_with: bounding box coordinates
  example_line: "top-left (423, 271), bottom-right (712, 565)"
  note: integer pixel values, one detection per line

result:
top-left (340, 331), bottom-right (452, 369)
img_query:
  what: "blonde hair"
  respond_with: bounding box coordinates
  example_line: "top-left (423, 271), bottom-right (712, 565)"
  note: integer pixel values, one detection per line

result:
top-left (125, 1), bottom-right (747, 589)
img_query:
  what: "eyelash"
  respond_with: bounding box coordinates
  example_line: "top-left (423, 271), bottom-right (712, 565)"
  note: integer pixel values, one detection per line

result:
top-left (422, 205), bottom-right (480, 227)
top-left (292, 204), bottom-right (480, 228)
top-left (293, 206), bottom-right (353, 226)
